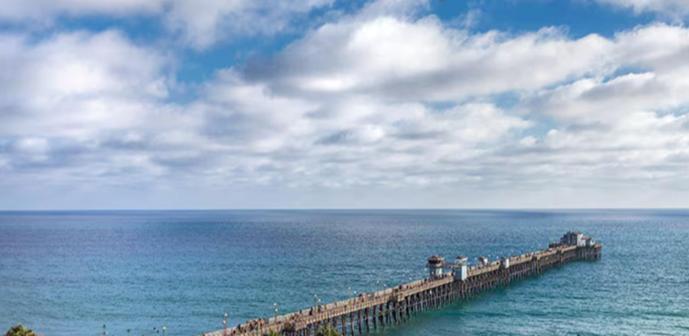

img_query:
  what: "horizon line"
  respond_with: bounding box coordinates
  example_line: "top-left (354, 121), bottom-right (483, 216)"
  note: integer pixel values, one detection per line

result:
top-left (1, 207), bottom-right (688, 212)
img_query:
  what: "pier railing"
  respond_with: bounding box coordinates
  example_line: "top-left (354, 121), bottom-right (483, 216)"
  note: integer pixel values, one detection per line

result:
top-left (205, 234), bottom-right (602, 336)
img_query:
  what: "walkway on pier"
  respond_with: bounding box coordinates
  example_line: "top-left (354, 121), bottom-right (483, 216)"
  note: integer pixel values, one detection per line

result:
top-left (205, 233), bottom-right (602, 336)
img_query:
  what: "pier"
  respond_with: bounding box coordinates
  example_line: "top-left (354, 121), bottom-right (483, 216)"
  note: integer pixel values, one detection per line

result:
top-left (205, 231), bottom-right (602, 336)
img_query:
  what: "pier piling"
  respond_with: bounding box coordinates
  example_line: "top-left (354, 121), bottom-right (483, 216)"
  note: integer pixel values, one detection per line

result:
top-left (205, 232), bottom-right (602, 336)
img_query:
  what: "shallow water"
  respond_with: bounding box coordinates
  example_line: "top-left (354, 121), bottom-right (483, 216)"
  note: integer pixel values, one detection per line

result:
top-left (1, 210), bottom-right (688, 335)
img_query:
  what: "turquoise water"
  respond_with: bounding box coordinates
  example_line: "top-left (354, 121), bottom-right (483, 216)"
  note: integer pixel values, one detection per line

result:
top-left (1, 210), bottom-right (687, 335)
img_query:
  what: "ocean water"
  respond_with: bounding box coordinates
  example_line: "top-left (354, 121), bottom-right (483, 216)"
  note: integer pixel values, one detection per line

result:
top-left (1, 210), bottom-right (688, 335)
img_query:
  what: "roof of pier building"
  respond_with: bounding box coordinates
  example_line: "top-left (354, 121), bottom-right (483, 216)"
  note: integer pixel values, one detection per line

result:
top-left (427, 255), bottom-right (444, 265)
top-left (560, 231), bottom-right (593, 247)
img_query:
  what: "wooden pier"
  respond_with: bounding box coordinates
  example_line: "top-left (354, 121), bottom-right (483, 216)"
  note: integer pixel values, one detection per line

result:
top-left (205, 232), bottom-right (602, 336)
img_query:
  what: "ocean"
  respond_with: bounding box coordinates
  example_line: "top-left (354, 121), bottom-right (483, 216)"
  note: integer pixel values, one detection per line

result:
top-left (1, 210), bottom-right (687, 335)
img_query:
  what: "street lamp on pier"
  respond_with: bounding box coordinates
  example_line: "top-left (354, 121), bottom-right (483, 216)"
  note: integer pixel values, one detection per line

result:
top-left (223, 312), bottom-right (228, 336)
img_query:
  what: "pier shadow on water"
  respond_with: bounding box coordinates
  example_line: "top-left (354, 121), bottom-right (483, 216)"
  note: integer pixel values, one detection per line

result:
top-left (370, 261), bottom-right (612, 336)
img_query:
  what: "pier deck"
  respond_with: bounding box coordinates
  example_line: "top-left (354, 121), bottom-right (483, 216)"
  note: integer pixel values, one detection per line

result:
top-left (205, 232), bottom-right (602, 336)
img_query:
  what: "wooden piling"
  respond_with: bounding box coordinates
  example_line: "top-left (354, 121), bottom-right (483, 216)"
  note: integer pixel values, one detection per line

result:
top-left (204, 237), bottom-right (602, 336)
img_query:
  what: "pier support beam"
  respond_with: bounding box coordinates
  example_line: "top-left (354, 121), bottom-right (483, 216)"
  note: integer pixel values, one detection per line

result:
top-left (204, 236), bottom-right (602, 336)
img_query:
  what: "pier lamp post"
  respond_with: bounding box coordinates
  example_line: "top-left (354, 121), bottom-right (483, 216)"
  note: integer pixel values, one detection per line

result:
top-left (162, 325), bottom-right (167, 336)
top-left (223, 312), bottom-right (228, 336)
top-left (273, 303), bottom-right (280, 320)
top-left (313, 294), bottom-right (321, 307)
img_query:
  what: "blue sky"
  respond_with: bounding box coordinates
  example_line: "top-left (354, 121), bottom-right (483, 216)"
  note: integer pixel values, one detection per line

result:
top-left (1, 0), bottom-right (689, 209)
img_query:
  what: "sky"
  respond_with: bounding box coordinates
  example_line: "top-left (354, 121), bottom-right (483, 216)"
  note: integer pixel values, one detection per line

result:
top-left (1, 0), bottom-right (689, 209)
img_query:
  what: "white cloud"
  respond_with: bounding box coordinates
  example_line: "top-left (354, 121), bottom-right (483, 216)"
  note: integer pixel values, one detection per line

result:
top-left (0, 0), bottom-right (332, 49)
top-left (250, 15), bottom-right (612, 101)
top-left (165, 0), bottom-right (333, 49)
top-left (596, 0), bottom-right (689, 17)
top-left (522, 25), bottom-right (689, 126)
top-left (0, 0), bottom-right (164, 21)
top-left (0, 30), bottom-right (169, 139)
top-left (12, 137), bottom-right (50, 163)
top-left (512, 24), bottom-right (689, 188)
top-left (188, 70), bottom-right (529, 188)
top-left (3, 0), bottom-right (689, 208)
top-left (240, 13), bottom-right (689, 195)
top-left (0, 29), bottom-right (188, 186)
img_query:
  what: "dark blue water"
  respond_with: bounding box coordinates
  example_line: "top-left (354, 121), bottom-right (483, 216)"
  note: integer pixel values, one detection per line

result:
top-left (1, 210), bottom-right (688, 335)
